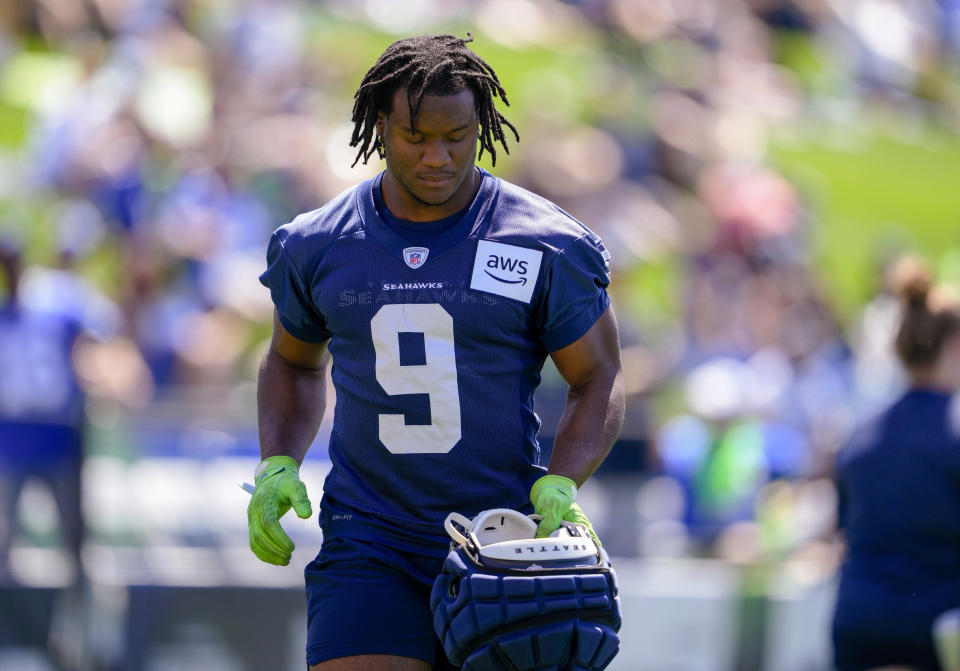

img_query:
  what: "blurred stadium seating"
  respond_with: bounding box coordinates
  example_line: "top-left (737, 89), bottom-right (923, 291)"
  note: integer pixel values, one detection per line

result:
top-left (1, 0), bottom-right (959, 668)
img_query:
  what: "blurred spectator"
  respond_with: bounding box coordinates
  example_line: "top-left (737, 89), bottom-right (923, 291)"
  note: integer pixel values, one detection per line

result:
top-left (0, 237), bottom-right (86, 585)
top-left (832, 256), bottom-right (960, 671)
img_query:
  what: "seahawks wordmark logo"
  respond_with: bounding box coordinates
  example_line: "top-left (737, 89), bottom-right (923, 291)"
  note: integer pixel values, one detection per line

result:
top-left (403, 246), bottom-right (429, 269)
top-left (470, 240), bottom-right (543, 303)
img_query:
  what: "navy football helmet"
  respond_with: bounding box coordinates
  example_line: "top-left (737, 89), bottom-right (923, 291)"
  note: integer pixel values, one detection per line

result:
top-left (430, 509), bottom-right (621, 671)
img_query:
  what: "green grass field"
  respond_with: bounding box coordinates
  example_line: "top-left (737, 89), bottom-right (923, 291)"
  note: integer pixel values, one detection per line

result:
top-left (771, 115), bottom-right (960, 320)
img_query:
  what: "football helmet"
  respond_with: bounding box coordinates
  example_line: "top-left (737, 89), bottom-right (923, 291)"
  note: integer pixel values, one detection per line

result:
top-left (430, 508), bottom-right (621, 671)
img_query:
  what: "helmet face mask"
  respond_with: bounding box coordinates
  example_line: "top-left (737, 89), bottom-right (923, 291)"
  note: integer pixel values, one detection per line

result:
top-left (431, 509), bottom-right (622, 671)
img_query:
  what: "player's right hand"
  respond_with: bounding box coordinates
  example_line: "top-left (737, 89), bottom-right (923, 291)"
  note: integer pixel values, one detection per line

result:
top-left (247, 455), bottom-right (312, 565)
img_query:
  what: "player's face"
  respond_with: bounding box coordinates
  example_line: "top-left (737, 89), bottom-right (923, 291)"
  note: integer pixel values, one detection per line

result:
top-left (377, 87), bottom-right (479, 221)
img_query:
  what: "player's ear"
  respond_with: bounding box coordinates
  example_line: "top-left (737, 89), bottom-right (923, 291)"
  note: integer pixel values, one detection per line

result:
top-left (376, 112), bottom-right (385, 138)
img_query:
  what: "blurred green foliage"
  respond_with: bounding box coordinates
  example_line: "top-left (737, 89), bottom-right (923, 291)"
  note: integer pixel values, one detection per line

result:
top-left (0, 13), bottom-right (957, 330)
top-left (0, 101), bottom-right (28, 148)
top-left (771, 120), bottom-right (960, 317)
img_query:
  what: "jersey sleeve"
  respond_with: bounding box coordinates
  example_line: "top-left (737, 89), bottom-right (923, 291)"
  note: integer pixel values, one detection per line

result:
top-left (259, 229), bottom-right (331, 342)
top-left (537, 232), bottom-right (611, 352)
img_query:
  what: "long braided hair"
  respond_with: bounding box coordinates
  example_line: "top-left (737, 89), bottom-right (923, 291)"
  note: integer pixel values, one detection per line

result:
top-left (350, 33), bottom-right (519, 167)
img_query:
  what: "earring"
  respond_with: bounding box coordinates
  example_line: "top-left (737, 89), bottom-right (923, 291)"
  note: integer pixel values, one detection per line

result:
top-left (376, 135), bottom-right (384, 159)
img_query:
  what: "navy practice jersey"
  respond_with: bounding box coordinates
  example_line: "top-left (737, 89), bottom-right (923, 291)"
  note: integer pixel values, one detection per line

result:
top-left (260, 168), bottom-right (610, 540)
top-left (0, 304), bottom-right (84, 468)
top-left (836, 389), bottom-right (960, 582)
top-left (837, 390), bottom-right (960, 582)
top-left (833, 389), bottom-right (960, 666)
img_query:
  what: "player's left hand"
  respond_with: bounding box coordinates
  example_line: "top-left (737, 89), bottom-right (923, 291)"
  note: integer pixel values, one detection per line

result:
top-left (247, 455), bottom-right (313, 565)
top-left (530, 474), bottom-right (602, 548)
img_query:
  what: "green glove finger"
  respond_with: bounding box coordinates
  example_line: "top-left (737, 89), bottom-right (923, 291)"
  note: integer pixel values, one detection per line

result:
top-left (247, 499), bottom-right (293, 563)
top-left (282, 479), bottom-right (313, 520)
top-left (536, 503), bottom-right (564, 538)
top-left (247, 504), bottom-right (290, 564)
top-left (563, 502), bottom-right (602, 548)
top-left (562, 502), bottom-right (590, 526)
top-left (531, 474), bottom-right (578, 538)
top-left (249, 529), bottom-right (290, 565)
top-left (256, 497), bottom-right (296, 555)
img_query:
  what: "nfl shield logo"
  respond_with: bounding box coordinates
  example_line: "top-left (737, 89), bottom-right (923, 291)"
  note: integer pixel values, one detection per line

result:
top-left (403, 246), bottom-right (429, 269)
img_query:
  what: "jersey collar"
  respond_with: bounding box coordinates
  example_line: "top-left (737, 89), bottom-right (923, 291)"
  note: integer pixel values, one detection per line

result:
top-left (357, 167), bottom-right (499, 269)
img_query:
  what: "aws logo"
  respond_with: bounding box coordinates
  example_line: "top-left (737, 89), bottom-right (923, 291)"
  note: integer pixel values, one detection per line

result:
top-left (484, 254), bottom-right (530, 285)
top-left (470, 240), bottom-right (543, 303)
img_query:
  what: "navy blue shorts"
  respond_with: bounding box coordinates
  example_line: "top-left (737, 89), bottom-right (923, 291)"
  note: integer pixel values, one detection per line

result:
top-left (304, 534), bottom-right (459, 669)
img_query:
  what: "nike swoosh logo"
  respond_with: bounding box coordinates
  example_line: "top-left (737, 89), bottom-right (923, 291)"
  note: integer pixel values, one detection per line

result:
top-left (260, 467), bottom-right (286, 482)
top-left (483, 270), bottom-right (527, 286)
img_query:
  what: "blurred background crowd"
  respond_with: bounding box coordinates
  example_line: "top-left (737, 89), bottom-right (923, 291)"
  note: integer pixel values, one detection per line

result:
top-left (0, 0), bottom-right (959, 669)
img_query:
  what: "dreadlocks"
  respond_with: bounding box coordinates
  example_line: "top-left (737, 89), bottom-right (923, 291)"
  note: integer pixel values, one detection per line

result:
top-left (350, 33), bottom-right (519, 168)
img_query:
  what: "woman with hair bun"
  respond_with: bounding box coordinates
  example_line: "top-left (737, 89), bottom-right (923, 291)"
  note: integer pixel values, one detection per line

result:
top-left (833, 256), bottom-right (960, 671)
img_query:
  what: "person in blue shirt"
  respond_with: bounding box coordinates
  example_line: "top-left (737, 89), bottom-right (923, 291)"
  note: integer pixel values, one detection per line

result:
top-left (0, 238), bottom-right (86, 585)
top-left (247, 34), bottom-right (625, 671)
top-left (834, 257), bottom-right (960, 671)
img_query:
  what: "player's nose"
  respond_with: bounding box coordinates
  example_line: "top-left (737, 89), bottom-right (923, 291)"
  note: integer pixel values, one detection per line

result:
top-left (421, 139), bottom-right (452, 168)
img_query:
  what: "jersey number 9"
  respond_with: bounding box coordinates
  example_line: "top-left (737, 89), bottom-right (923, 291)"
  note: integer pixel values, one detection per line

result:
top-left (371, 303), bottom-right (462, 454)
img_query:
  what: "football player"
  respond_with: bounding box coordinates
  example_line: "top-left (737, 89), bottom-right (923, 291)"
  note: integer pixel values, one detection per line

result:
top-left (249, 33), bottom-right (625, 671)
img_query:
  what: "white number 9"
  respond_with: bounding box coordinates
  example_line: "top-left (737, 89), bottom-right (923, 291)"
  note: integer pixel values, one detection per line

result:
top-left (371, 303), bottom-right (462, 454)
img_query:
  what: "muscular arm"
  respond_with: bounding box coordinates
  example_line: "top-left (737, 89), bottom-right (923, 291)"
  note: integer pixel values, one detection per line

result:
top-left (547, 306), bottom-right (625, 486)
top-left (258, 311), bottom-right (330, 464)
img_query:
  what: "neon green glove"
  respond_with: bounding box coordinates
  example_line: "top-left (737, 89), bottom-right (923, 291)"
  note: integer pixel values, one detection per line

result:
top-left (247, 455), bottom-right (312, 565)
top-left (530, 474), bottom-right (601, 548)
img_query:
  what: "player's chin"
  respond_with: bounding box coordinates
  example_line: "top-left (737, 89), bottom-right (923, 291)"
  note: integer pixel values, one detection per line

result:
top-left (414, 175), bottom-right (464, 202)
top-left (414, 188), bottom-right (458, 206)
